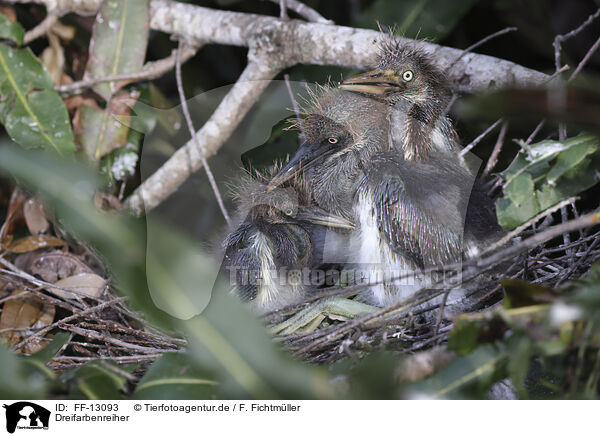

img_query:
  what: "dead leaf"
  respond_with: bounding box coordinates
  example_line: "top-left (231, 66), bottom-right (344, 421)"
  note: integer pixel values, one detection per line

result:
top-left (74, 90), bottom-right (140, 161)
top-left (50, 273), bottom-right (106, 299)
top-left (15, 250), bottom-right (93, 282)
top-left (23, 197), bottom-right (49, 235)
top-left (0, 6), bottom-right (17, 22)
top-left (0, 289), bottom-right (55, 354)
top-left (40, 31), bottom-right (65, 85)
top-left (50, 21), bottom-right (76, 42)
top-left (0, 188), bottom-right (25, 248)
top-left (6, 235), bottom-right (67, 254)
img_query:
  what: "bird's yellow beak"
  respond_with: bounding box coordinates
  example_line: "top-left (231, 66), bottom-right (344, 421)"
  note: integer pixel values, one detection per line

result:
top-left (338, 69), bottom-right (402, 95)
top-left (296, 207), bottom-right (355, 230)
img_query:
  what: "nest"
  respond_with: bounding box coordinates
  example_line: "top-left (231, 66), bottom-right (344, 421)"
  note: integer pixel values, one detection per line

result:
top-left (0, 188), bottom-right (598, 372)
top-left (263, 202), bottom-right (600, 364)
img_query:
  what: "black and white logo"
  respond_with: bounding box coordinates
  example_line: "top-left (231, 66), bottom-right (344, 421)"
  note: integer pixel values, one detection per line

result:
top-left (3, 402), bottom-right (50, 434)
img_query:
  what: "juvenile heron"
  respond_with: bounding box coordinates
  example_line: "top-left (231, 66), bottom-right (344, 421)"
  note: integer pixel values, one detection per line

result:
top-left (222, 167), bottom-right (354, 314)
top-left (267, 87), bottom-right (501, 332)
top-left (339, 40), bottom-right (459, 162)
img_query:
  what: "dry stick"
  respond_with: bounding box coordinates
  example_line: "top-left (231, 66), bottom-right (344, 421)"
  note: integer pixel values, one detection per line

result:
top-left (175, 42), bottom-right (231, 226)
top-left (294, 210), bottom-right (600, 354)
top-left (569, 34), bottom-right (600, 82)
top-left (553, 7), bottom-right (600, 71)
top-left (12, 297), bottom-right (126, 352)
top-left (459, 118), bottom-right (503, 157)
top-left (62, 325), bottom-right (167, 354)
top-left (279, 0), bottom-right (287, 19)
top-left (482, 121), bottom-right (509, 177)
top-left (55, 46), bottom-right (198, 94)
top-left (483, 197), bottom-right (577, 254)
top-left (52, 354), bottom-right (165, 363)
top-left (449, 27), bottom-right (518, 69)
top-left (23, 12), bottom-right (57, 44)
top-left (267, 0), bottom-right (332, 23)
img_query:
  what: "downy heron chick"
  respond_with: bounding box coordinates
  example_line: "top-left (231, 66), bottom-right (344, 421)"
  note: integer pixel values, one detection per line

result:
top-left (222, 166), bottom-right (354, 314)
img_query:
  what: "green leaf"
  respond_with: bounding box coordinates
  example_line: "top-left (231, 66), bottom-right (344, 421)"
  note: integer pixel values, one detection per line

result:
top-left (0, 13), bottom-right (24, 44)
top-left (0, 45), bottom-right (76, 154)
top-left (409, 344), bottom-right (507, 398)
top-left (496, 134), bottom-right (600, 229)
top-left (66, 361), bottom-right (127, 400)
top-left (85, 0), bottom-right (150, 100)
top-left (133, 353), bottom-right (218, 399)
top-left (0, 344), bottom-right (48, 399)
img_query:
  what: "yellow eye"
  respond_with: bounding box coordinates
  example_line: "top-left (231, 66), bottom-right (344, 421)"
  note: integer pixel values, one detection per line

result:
top-left (284, 208), bottom-right (294, 216)
top-left (402, 70), bottom-right (414, 81)
top-left (327, 137), bottom-right (339, 144)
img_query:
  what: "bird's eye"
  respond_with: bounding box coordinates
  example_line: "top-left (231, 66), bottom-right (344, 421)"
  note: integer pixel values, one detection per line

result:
top-left (327, 137), bottom-right (339, 144)
top-left (284, 208), bottom-right (294, 216)
top-left (402, 70), bottom-right (414, 81)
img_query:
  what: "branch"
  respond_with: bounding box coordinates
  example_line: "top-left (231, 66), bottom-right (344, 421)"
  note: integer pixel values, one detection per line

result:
top-left (124, 51), bottom-right (283, 215)
top-left (55, 45), bottom-right (198, 94)
top-left (7, 0), bottom-right (549, 93)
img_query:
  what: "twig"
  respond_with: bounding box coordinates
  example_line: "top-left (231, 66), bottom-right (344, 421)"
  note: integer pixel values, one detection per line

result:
top-left (449, 27), bottom-right (518, 70)
top-left (11, 297), bottom-right (126, 352)
top-left (483, 197), bottom-right (578, 254)
top-left (267, 0), bottom-right (333, 23)
top-left (524, 119), bottom-right (545, 146)
top-left (568, 34), bottom-right (600, 82)
top-left (23, 12), bottom-right (57, 44)
top-left (459, 118), bottom-right (502, 157)
top-left (553, 7), bottom-right (600, 71)
top-left (279, 0), bottom-right (287, 19)
top-left (55, 46), bottom-right (198, 94)
top-left (482, 121), bottom-right (509, 177)
top-left (175, 41), bottom-right (231, 226)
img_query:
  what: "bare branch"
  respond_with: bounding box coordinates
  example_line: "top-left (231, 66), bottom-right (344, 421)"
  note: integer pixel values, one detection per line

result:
top-left (4, 0), bottom-right (549, 93)
top-left (124, 52), bottom-right (283, 216)
top-left (483, 121), bottom-right (509, 177)
top-left (569, 34), bottom-right (600, 82)
top-left (449, 26), bottom-right (517, 70)
top-left (23, 12), bottom-right (57, 44)
top-left (267, 0), bottom-right (333, 24)
top-left (55, 45), bottom-right (198, 94)
top-left (174, 41), bottom-right (231, 226)
top-left (459, 118), bottom-right (502, 157)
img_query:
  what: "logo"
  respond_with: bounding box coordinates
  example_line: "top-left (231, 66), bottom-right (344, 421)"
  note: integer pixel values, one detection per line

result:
top-left (2, 402), bottom-right (50, 434)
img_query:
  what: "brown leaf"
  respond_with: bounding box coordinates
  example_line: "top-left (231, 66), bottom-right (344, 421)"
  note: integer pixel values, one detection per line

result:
top-left (0, 289), bottom-right (55, 354)
top-left (49, 273), bottom-right (106, 299)
top-left (6, 235), bottom-right (67, 254)
top-left (23, 197), bottom-right (49, 235)
top-left (74, 89), bottom-right (140, 161)
top-left (40, 31), bottom-right (65, 85)
top-left (15, 250), bottom-right (94, 282)
top-left (0, 188), bottom-right (26, 248)
top-left (0, 6), bottom-right (17, 22)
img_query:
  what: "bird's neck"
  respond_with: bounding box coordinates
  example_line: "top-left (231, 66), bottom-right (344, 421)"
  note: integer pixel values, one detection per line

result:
top-left (396, 90), bottom-right (448, 161)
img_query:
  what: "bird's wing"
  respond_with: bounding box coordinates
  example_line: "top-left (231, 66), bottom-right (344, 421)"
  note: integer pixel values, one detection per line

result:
top-left (373, 178), bottom-right (462, 268)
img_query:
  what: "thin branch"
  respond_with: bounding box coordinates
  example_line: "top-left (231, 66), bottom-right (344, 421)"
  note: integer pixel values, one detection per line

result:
top-left (124, 51), bottom-right (283, 216)
top-left (459, 118), bottom-right (502, 157)
top-left (278, 0), bottom-right (288, 20)
top-left (175, 41), bottom-right (231, 226)
top-left (449, 26), bottom-right (518, 70)
top-left (267, 0), bottom-right (333, 23)
top-left (55, 45), bottom-right (198, 94)
top-left (568, 34), bottom-right (600, 82)
top-left (23, 12), bottom-right (57, 44)
top-left (553, 7), bottom-right (600, 70)
top-left (482, 120), bottom-right (509, 177)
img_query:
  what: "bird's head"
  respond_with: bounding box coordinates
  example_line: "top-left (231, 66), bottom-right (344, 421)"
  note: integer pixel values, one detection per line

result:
top-left (339, 41), bottom-right (449, 109)
top-left (267, 114), bottom-right (356, 190)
